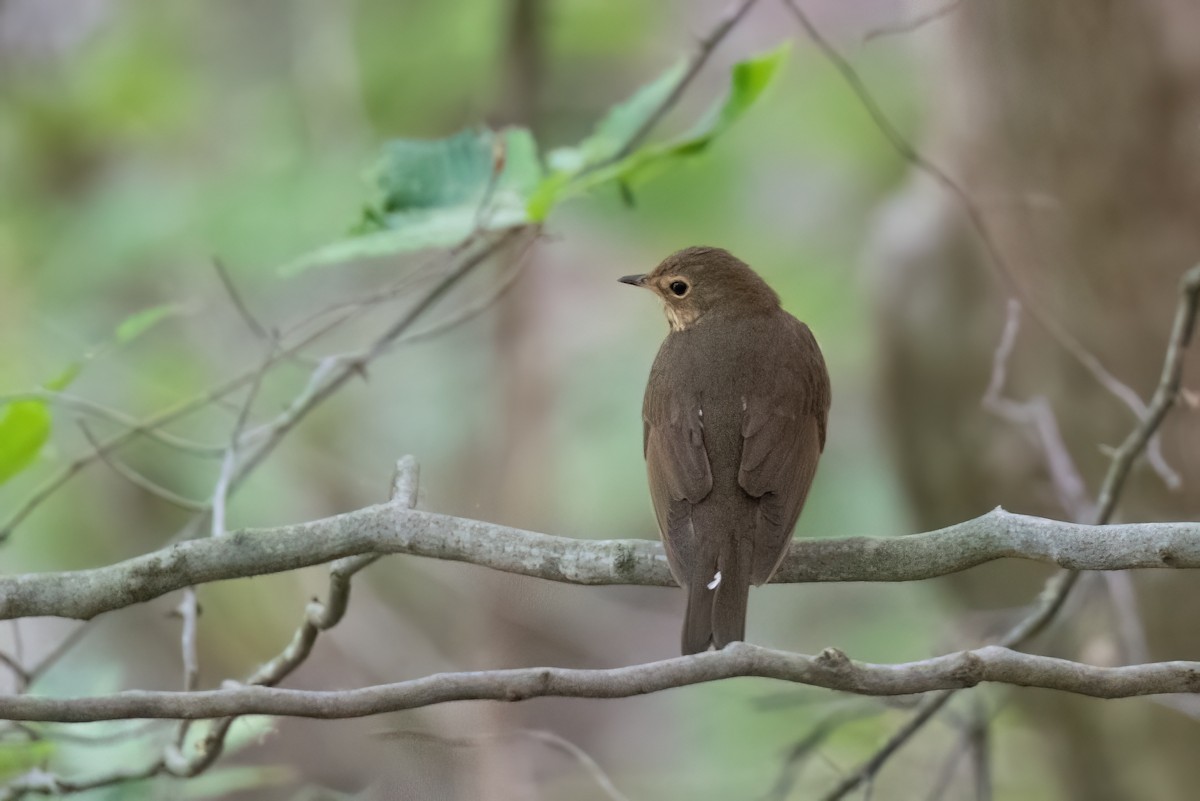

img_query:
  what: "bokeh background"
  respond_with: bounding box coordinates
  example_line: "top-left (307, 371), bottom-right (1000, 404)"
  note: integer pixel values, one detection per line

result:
top-left (3, 1), bottom-right (1199, 799)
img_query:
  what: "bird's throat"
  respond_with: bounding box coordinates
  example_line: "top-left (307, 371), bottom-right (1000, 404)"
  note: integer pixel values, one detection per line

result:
top-left (663, 303), bottom-right (698, 332)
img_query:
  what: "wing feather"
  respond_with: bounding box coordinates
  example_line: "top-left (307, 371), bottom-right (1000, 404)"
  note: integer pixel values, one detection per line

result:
top-left (643, 343), bottom-right (713, 584)
top-left (738, 319), bottom-right (830, 584)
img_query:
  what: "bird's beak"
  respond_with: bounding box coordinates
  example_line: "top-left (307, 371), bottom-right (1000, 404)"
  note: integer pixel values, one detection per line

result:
top-left (618, 274), bottom-right (647, 287)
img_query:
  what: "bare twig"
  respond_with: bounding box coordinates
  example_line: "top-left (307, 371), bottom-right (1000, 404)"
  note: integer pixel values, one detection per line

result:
top-left (0, 650), bottom-right (29, 691)
top-left (0, 391), bottom-right (225, 456)
top-left (378, 727), bottom-right (630, 801)
top-left (4, 644), bottom-right (1200, 725)
top-left (390, 233), bottom-right (537, 348)
top-left (823, 264), bottom-right (1200, 799)
top-left (0, 242), bottom-right (478, 542)
top-left (982, 300), bottom-right (1093, 521)
top-left (175, 590), bottom-right (200, 693)
top-left (162, 456), bottom-right (421, 782)
top-left (227, 228), bottom-right (531, 499)
top-left (820, 690), bottom-right (951, 801)
top-left (212, 259), bottom-right (270, 341)
top-left (765, 701), bottom-right (881, 800)
top-left (3, 459), bottom-right (422, 796)
top-left (778, 0), bottom-right (1176, 489)
top-left (24, 625), bottom-right (90, 687)
top-left (77, 422), bottom-right (209, 513)
top-left (1103, 572), bottom-right (1150, 665)
top-left (924, 728), bottom-right (970, 801)
top-left (861, 0), bottom-right (962, 45)
top-left (966, 697), bottom-right (991, 801)
top-left (211, 341), bottom-right (276, 538)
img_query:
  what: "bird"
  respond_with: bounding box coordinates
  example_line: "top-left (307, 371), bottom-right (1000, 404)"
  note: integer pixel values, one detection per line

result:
top-left (620, 246), bottom-right (831, 655)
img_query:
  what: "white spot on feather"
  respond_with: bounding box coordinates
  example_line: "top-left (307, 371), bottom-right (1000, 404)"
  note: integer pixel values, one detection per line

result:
top-left (707, 571), bottom-right (722, 590)
top-left (741, 396), bottom-right (747, 411)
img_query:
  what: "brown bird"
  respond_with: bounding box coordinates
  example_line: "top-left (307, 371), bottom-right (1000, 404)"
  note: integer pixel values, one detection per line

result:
top-left (620, 246), bottom-right (831, 655)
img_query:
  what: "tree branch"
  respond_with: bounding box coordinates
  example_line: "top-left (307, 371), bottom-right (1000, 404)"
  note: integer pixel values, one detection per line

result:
top-left (1, 643), bottom-right (1198, 723)
top-left (4, 505), bottom-right (1200, 622)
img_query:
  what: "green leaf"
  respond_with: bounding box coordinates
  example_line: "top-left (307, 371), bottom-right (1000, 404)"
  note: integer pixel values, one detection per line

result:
top-left (0, 400), bottom-right (52, 485)
top-left (43, 361), bottom-right (83, 392)
top-left (0, 740), bottom-right (54, 782)
top-left (527, 42), bottom-right (791, 219)
top-left (114, 303), bottom-right (181, 344)
top-left (286, 127), bottom-right (540, 274)
top-left (36, 304), bottom-right (182, 395)
top-left (575, 58), bottom-right (687, 166)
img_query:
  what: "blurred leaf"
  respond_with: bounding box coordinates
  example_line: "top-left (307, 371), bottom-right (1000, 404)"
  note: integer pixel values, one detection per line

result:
top-left (114, 303), bottom-right (182, 344)
top-left (290, 43), bottom-right (786, 265)
top-left (286, 128), bottom-right (540, 274)
top-left (0, 741), bottom-right (54, 782)
top-left (575, 58), bottom-right (687, 165)
top-left (43, 361), bottom-right (83, 392)
top-left (578, 41), bottom-right (792, 190)
top-left (527, 42), bottom-right (790, 220)
top-left (0, 400), bottom-right (51, 485)
top-left (33, 303), bottom-right (183, 397)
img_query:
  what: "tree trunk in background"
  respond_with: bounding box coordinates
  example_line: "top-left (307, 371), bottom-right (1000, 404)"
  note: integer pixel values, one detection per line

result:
top-left (471, 1), bottom-right (551, 797)
top-left (868, 1), bottom-right (1200, 799)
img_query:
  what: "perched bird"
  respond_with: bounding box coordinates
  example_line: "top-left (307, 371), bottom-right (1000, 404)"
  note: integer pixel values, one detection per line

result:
top-left (620, 247), bottom-right (831, 655)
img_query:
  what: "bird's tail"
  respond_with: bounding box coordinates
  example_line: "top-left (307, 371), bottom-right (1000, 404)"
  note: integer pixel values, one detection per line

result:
top-left (681, 537), bottom-right (752, 655)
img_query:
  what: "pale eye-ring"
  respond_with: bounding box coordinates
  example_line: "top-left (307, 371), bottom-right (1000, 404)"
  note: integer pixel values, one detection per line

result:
top-left (669, 280), bottom-right (689, 297)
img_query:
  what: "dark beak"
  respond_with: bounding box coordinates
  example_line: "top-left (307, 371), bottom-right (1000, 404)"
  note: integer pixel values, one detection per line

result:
top-left (618, 274), bottom-right (647, 287)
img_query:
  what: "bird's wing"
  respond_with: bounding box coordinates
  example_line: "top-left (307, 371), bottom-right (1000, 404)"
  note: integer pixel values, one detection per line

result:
top-left (643, 356), bottom-right (713, 585)
top-left (738, 318), bottom-right (830, 584)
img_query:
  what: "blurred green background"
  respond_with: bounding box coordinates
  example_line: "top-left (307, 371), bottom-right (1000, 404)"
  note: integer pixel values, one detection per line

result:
top-left (0, 1), bottom-right (1055, 799)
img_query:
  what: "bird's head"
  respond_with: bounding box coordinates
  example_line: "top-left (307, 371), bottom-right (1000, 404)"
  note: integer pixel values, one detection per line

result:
top-left (618, 246), bottom-right (780, 331)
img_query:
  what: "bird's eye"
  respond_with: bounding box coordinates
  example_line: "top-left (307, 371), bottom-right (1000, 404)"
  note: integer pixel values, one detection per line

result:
top-left (669, 280), bottom-right (689, 297)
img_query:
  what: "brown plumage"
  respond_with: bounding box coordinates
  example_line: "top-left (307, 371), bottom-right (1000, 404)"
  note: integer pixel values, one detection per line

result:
top-left (619, 247), bottom-right (831, 655)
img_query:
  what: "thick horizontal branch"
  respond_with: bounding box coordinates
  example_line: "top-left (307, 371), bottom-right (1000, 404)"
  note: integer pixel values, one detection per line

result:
top-left (3, 505), bottom-right (1199, 621)
top-left (2, 643), bottom-right (1198, 723)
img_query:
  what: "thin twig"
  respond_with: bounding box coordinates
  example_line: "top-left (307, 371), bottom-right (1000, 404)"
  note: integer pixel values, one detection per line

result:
top-left (861, 0), bottom-right (962, 45)
top-left (0, 651), bottom-right (29, 691)
top-left (391, 233), bottom-right (538, 348)
top-left (211, 341), bottom-right (275, 538)
top-left (175, 591), bottom-right (200, 693)
top-left (225, 228), bottom-right (531, 496)
top-left (24, 625), bottom-right (89, 687)
top-left (378, 728), bottom-right (631, 801)
top-left (765, 701), bottom-right (881, 800)
top-left (966, 697), bottom-right (991, 801)
top-left (212, 259), bottom-right (270, 341)
top-left (820, 690), bottom-right (952, 801)
top-left (924, 730), bottom-right (970, 801)
top-left (821, 264), bottom-right (1200, 799)
top-left (0, 247), bottom-right (461, 541)
top-left (0, 391), bottom-right (226, 456)
top-left (6, 643), bottom-right (1200, 725)
top-left (982, 300), bottom-right (1093, 521)
top-left (1103, 572), bottom-right (1150, 665)
top-left (77, 421), bottom-right (209, 513)
top-left (162, 457), bottom-right (420, 781)
top-left (777, 0), bottom-right (1176, 489)
top-left (597, 0), bottom-right (762, 168)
